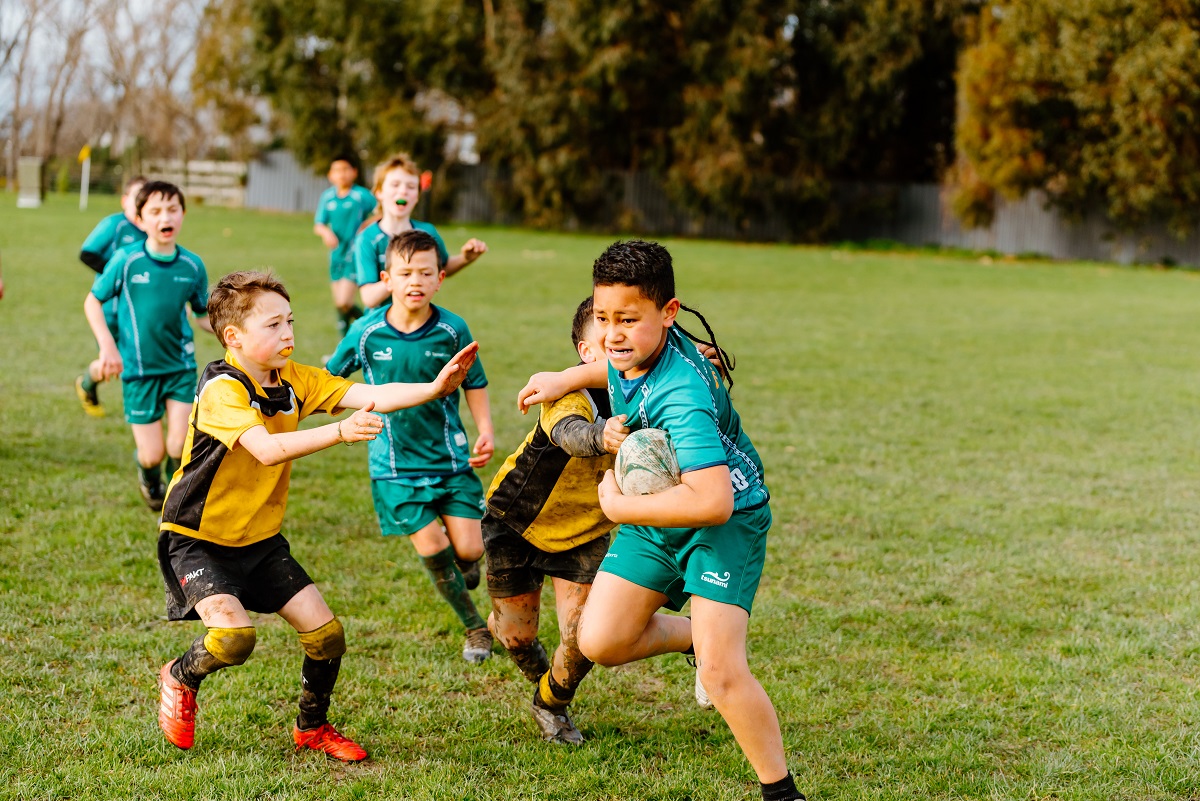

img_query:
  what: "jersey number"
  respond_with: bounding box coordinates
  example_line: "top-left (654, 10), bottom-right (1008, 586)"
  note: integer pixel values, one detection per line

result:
top-left (730, 468), bottom-right (750, 491)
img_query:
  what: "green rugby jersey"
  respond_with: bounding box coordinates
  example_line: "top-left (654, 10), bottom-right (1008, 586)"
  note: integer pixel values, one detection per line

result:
top-left (608, 325), bottom-right (769, 512)
top-left (81, 212), bottom-right (146, 271)
top-left (352, 220), bottom-right (450, 289)
top-left (327, 304), bottom-right (487, 478)
top-left (90, 244), bottom-right (209, 379)
top-left (315, 185), bottom-right (376, 269)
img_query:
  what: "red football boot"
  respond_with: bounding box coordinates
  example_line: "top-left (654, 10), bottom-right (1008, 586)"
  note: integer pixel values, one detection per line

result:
top-left (292, 722), bottom-right (368, 762)
top-left (158, 660), bottom-right (197, 749)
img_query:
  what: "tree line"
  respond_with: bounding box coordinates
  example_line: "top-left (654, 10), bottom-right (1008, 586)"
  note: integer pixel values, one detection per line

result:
top-left (6, 1), bottom-right (1199, 239)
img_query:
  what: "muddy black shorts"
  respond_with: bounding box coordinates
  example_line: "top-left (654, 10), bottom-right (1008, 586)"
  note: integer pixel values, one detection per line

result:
top-left (482, 512), bottom-right (610, 599)
top-left (158, 530), bottom-right (314, 621)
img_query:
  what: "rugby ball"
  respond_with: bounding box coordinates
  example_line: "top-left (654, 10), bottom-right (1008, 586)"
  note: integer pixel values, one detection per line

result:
top-left (615, 428), bottom-right (681, 495)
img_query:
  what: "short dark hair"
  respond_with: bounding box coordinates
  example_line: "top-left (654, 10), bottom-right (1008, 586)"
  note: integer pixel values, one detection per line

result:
top-left (386, 229), bottom-right (440, 270)
top-left (207, 271), bottom-right (291, 348)
top-left (571, 296), bottom-right (594, 347)
top-left (135, 180), bottom-right (186, 216)
top-left (592, 240), bottom-right (675, 309)
top-left (330, 154), bottom-right (358, 170)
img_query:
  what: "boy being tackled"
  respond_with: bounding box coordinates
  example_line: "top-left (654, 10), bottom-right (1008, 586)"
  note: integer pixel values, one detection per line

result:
top-left (157, 270), bottom-right (478, 760)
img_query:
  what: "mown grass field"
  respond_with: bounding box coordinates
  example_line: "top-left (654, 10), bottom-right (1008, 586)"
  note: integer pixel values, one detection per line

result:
top-left (3, 194), bottom-right (1200, 800)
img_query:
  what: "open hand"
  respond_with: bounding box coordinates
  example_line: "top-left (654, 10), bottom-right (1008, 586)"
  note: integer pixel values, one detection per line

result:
top-left (341, 401), bottom-right (384, 443)
top-left (460, 238), bottom-right (488, 264)
top-left (431, 341), bottom-right (480, 398)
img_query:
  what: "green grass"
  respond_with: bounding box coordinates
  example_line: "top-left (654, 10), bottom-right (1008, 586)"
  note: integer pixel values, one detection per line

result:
top-left (3, 194), bottom-right (1200, 799)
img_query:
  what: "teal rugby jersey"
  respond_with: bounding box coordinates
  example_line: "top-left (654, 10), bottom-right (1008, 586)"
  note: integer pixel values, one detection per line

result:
top-left (352, 220), bottom-right (450, 289)
top-left (315, 185), bottom-right (376, 268)
top-left (327, 304), bottom-right (487, 478)
top-left (90, 244), bottom-right (209, 379)
top-left (608, 325), bottom-right (768, 511)
top-left (81, 212), bottom-right (146, 270)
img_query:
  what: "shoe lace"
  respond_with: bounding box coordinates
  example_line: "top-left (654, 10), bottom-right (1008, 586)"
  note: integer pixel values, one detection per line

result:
top-left (465, 628), bottom-right (491, 649)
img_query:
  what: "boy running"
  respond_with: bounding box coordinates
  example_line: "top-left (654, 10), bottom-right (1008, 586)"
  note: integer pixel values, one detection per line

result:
top-left (83, 180), bottom-right (213, 510)
top-left (313, 155), bottom-right (377, 337)
top-left (353, 153), bottom-right (487, 309)
top-left (75, 174), bottom-right (147, 416)
top-left (517, 240), bottom-right (806, 801)
top-left (484, 297), bottom-right (629, 744)
top-left (330, 229), bottom-right (495, 664)
top-left (157, 269), bottom-right (478, 760)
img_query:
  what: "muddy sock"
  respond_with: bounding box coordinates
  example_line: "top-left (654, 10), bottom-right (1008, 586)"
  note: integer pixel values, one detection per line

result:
top-left (422, 546), bottom-right (485, 631)
top-left (297, 655), bottom-right (341, 731)
top-left (173, 636), bottom-right (230, 690)
top-left (508, 639), bottom-right (550, 683)
top-left (537, 671), bottom-right (575, 711)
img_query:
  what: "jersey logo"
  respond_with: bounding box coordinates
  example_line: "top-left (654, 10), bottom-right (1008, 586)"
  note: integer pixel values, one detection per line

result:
top-left (425, 350), bottom-right (449, 359)
top-left (373, 347), bottom-right (393, 361)
top-left (701, 570), bottom-right (731, 588)
top-left (454, 432), bottom-right (468, 447)
top-left (130, 272), bottom-right (151, 284)
top-left (326, 201), bottom-right (337, 210)
top-left (173, 276), bottom-right (192, 283)
top-left (180, 568), bottom-right (205, 586)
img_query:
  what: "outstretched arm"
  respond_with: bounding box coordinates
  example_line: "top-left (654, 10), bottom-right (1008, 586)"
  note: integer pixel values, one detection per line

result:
top-left (444, 238), bottom-right (488, 277)
top-left (517, 361), bottom-right (607, 413)
top-left (238, 403), bottom-right (383, 466)
top-left (339, 341), bottom-right (479, 412)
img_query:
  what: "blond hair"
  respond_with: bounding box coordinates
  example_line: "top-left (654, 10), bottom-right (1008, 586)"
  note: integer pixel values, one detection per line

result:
top-left (371, 152), bottom-right (421, 194)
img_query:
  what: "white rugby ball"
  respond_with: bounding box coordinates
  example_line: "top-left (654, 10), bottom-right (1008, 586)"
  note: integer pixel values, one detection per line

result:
top-left (615, 428), bottom-right (681, 495)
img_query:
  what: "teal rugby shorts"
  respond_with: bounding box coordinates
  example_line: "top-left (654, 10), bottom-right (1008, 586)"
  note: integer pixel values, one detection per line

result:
top-left (329, 248), bottom-right (357, 283)
top-left (123, 369), bottom-right (197, 425)
top-left (371, 472), bottom-right (486, 536)
top-left (598, 503), bottom-right (771, 614)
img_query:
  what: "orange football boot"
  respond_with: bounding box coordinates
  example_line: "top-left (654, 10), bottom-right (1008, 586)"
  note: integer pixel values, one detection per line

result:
top-left (158, 660), bottom-right (197, 749)
top-left (292, 722), bottom-right (368, 762)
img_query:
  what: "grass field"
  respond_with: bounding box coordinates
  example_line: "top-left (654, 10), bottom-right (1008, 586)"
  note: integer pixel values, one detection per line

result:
top-left (4, 194), bottom-right (1200, 800)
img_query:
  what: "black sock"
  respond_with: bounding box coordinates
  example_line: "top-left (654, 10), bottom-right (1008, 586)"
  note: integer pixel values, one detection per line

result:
top-left (508, 639), bottom-right (550, 683)
top-left (173, 635), bottom-right (230, 690)
top-left (138, 460), bottom-right (163, 488)
top-left (761, 772), bottom-right (804, 801)
top-left (164, 456), bottom-right (181, 481)
top-left (297, 655), bottom-right (342, 731)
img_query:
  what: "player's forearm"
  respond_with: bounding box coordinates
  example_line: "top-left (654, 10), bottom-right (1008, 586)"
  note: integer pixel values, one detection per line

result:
top-left (358, 281), bottom-right (391, 308)
top-left (464, 388), bottom-right (493, 437)
top-left (83, 294), bottom-right (116, 349)
top-left (195, 315), bottom-right (214, 333)
top-left (340, 381), bottom-right (438, 413)
top-left (444, 254), bottom-right (468, 277)
top-left (604, 483), bottom-right (733, 528)
top-left (551, 416), bottom-right (607, 458)
top-left (239, 422), bottom-right (344, 466)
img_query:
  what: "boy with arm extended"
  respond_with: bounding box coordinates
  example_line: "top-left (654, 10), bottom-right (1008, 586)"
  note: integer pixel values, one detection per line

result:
top-left (313, 155), bottom-right (377, 337)
top-left (156, 269), bottom-right (478, 760)
top-left (517, 240), bottom-right (806, 801)
top-left (353, 153), bottom-right (487, 309)
top-left (483, 297), bottom-right (630, 745)
top-left (75, 174), bottom-right (147, 416)
top-left (83, 180), bottom-right (214, 511)
top-left (329, 229), bottom-right (496, 664)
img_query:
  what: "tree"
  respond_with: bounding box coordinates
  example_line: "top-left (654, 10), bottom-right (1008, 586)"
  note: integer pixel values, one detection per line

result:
top-left (954, 1), bottom-right (1200, 235)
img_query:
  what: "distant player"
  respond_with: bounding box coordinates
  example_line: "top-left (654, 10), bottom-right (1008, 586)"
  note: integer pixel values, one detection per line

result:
top-left (517, 240), bottom-right (806, 801)
top-left (313, 155), bottom-right (377, 337)
top-left (156, 269), bottom-right (479, 760)
top-left (353, 153), bottom-right (487, 309)
top-left (75, 174), bottom-right (147, 416)
top-left (484, 297), bottom-right (629, 744)
top-left (83, 181), bottom-right (212, 511)
top-left (329, 229), bottom-right (495, 664)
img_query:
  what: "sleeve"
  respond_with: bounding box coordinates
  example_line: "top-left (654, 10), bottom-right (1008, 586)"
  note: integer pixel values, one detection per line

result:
top-left (195, 377), bottom-right (265, 450)
top-left (290, 362), bottom-right (355, 419)
top-left (353, 232), bottom-right (377, 286)
top-left (190, 260), bottom-right (209, 316)
top-left (79, 250), bottom-right (107, 273)
top-left (543, 392), bottom-right (606, 458)
top-left (325, 325), bottom-right (363, 378)
top-left (80, 216), bottom-right (116, 260)
top-left (459, 322), bottom-right (487, 389)
top-left (655, 386), bottom-right (727, 474)
top-left (428, 226), bottom-right (450, 268)
top-left (541, 390), bottom-right (596, 432)
top-left (89, 252), bottom-right (124, 303)
top-left (314, 191), bottom-right (330, 225)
